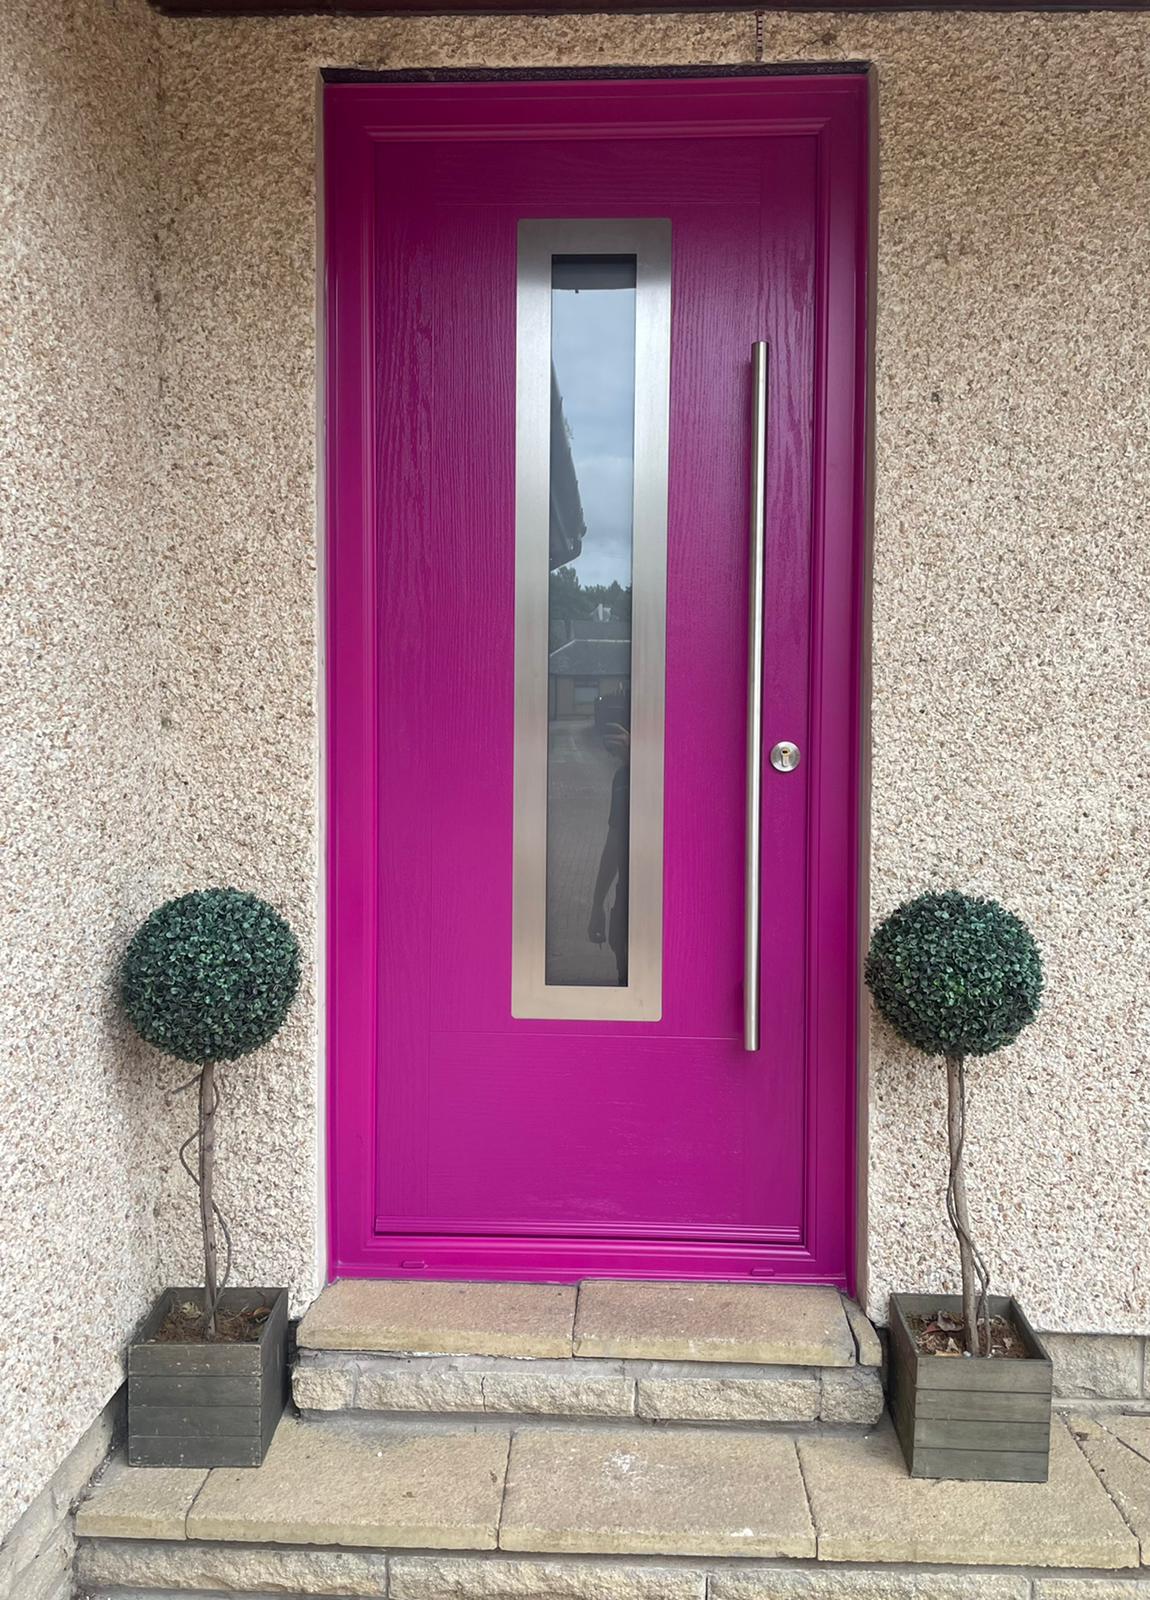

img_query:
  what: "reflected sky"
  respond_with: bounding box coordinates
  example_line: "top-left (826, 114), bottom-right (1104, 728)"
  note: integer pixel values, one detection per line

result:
top-left (551, 278), bottom-right (636, 588)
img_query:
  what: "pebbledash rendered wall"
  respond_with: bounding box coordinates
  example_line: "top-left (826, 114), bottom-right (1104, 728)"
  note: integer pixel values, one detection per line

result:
top-left (3, 0), bottom-right (1149, 1551)
top-left (2, 0), bottom-right (168, 1550)
top-left (157, 5), bottom-right (1150, 1328)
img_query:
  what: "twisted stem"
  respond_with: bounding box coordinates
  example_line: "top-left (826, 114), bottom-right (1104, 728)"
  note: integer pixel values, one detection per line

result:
top-left (945, 1053), bottom-right (991, 1356)
top-left (176, 1066), bottom-right (233, 1339)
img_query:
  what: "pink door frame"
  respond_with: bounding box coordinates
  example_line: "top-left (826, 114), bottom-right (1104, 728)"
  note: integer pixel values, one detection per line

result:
top-left (324, 73), bottom-right (873, 1289)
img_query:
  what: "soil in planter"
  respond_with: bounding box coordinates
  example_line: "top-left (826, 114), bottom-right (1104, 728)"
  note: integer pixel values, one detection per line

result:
top-left (151, 1298), bottom-right (271, 1344)
top-left (909, 1309), bottom-right (1029, 1359)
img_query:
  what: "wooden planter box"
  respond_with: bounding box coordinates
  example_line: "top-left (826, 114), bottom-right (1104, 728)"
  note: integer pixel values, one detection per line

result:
top-left (889, 1292), bottom-right (1052, 1483)
top-left (128, 1287), bottom-right (288, 1468)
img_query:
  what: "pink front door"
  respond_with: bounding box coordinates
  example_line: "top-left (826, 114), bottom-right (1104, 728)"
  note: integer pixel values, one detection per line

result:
top-left (326, 76), bottom-right (870, 1286)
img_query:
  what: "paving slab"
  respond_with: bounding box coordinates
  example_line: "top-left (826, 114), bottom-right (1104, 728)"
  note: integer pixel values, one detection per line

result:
top-left (1074, 1415), bottom-right (1150, 1562)
top-left (798, 1418), bottom-right (1139, 1569)
top-left (298, 1279), bottom-right (577, 1357)
top-left (74, 1455), bottom-right (207, 1541)
top-left (573, 1282), bottom-right (855, 1366)
top-left (187, 1418), bottom-right (510, 1549)
top-left (499, 1425), bottom-right (814, 1558)
top-left (1104, 1414), bottom-right (1150, 1464)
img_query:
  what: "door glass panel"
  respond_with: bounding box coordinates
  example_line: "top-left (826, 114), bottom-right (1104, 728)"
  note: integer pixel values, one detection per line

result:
top-left (512, 220), bottom-right (671, 1021)
top-left (546, 255), bottom-right (637, 987)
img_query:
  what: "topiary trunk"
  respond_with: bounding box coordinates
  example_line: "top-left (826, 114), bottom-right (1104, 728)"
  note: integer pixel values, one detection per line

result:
top-left (945, 1056), bottom-right (977, 1354)
top-left (945, 1053), bottom-right (991, 1357)
top-left (198, 1063), bottom-right (220, 1340)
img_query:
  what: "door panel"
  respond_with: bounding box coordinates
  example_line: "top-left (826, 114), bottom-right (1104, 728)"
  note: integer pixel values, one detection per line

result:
top-left (326, 77), bottom-right (870, 1285)
top-left (377, 1035), bottom-right (801, 1236)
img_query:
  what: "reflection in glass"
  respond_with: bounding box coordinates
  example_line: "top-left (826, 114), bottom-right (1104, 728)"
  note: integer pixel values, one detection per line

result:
top-left (545, 256), bottom-right (637, 987)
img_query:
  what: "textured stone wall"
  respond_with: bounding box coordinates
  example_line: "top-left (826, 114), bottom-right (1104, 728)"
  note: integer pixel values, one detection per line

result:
top-left (0, 0), bottom-right (168, 1543)
top-left (0, 1394), bottom-right (119, 1600)
top-left (155, 7), bottom-right (1149, 1335)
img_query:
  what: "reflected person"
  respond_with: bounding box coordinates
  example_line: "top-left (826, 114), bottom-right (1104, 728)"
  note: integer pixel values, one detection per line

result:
top-left (586, 718), bottom-right (630, 985)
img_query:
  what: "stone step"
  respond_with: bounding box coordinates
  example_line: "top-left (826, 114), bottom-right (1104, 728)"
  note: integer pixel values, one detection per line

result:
top-left (293, 1279), bottom-right (883, 1429)
top-left (293, 1349), bottom-right (884, 1425)
top-left (298, 1278), bottom-right (873, 1365)
top-left (69, 1552), bottom-right (1150, 1600)
top-left (73, 1412), bottom-right (1145, 1597)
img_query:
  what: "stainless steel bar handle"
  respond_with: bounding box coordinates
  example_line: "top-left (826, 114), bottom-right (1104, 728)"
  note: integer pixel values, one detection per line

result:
top-left (744, 341), bottom-right (769, 1052)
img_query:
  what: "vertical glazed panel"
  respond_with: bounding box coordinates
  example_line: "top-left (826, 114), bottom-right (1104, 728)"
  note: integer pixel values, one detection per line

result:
top-left (512, 220), bottom-right (670, 1021)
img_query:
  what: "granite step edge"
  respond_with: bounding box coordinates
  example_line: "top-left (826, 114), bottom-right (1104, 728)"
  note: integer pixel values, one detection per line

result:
top-left (74, 1539), bottom-right (1150, 1600)
top-left (292, 1351), bottom-right (884, 1425)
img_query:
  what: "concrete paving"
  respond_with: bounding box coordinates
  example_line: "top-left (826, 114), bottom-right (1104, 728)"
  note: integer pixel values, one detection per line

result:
top-left (76, 1412), bottom-right (1145, 1574)
top-left (187, 1419), bottom-right (510, 1549)
top-left (799, 1418), bottom-right (1138, 1569)
top-left (499, 1425), bottom-right (815, 1559)
top-left (75, 1458), bottom-right (206, 1541)
top-left (1074, 1414), bottom-right (1150, 1563)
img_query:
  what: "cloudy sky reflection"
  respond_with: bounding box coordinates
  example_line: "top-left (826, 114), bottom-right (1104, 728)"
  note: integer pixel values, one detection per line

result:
top-left (551, 270), bottom-right (637, 591)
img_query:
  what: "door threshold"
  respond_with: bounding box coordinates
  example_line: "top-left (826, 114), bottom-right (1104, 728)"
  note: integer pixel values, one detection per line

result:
top-left (301, 1275), bottom-right (864, 1368)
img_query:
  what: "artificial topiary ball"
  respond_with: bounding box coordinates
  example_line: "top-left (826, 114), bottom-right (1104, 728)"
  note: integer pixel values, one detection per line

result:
top-left (121, 889), bottom-right (301, 1065)
top-left (866, 889), bottom-right (1042, 1059)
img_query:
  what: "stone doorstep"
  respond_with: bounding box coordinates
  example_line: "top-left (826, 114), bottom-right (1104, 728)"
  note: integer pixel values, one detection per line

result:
top-left (572, 1283), bottom-right (857, 1367)
top-left (292, 1352), bottom-right (885, 1426)
top-left (74, 1413), bottom-right (1143, 1573)
top-left (297, 1280), bottom-right (866, 1369)
top-left (298, 1280), bottom-right (577, 1359)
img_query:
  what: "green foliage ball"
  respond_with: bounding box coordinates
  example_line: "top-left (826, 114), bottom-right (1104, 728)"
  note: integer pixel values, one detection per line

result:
top-left (866, 889), bottom-right (1043, 1059)
top-left (121, 889), bottom-right (301, 1065)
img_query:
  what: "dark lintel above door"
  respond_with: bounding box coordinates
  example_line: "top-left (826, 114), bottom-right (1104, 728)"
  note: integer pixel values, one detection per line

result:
top-left (151, 0), bottom-right (1148, 15)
